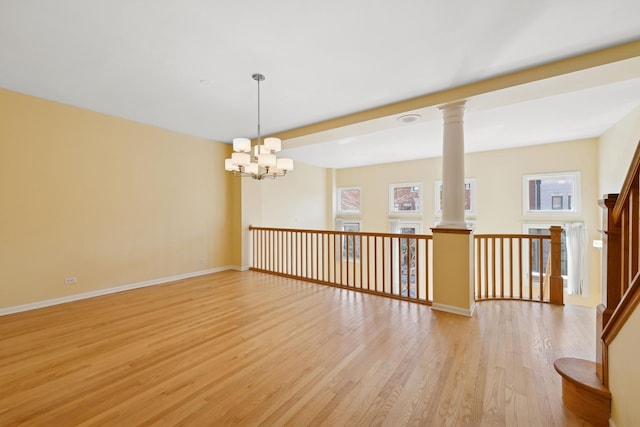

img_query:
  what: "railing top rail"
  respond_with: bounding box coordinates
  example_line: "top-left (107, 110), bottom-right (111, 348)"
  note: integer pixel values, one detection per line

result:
top-left (612, 139), bottom-right (640, 223)
top-left (249, 225), bottom-right (433, 239)
top-left (250, 226), bottom-right (557, 241)
top-left (475, 233), bottom-right (552, 239)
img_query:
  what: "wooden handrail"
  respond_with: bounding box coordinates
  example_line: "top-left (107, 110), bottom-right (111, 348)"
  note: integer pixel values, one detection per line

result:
top-left (612, 139), bottom-right (640, 224)
top-left (475, 233), bottom-right (560, 239)
top-left (474, 228), bottom-right (562, 304)
top-left (249, 226), bottom-right (434, 305)
top-left (253, 226), bottom-right (559, 241)
top-left (595, 140), bottom-right (640, 387)
top-left (603, 272), bottom-right (640, 345)
top-left (600, 140), bottom-right (640, 344)
top-left (250, 225), bottom-right (432, 239)
top-left (250, 226), bottom-right (563, 305)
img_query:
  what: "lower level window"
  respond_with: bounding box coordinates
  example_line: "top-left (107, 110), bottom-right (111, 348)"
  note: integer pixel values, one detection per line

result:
top-left (342, 221), bottom-right (360, 260)
top-left (523, 224), bottom-right (567, 278)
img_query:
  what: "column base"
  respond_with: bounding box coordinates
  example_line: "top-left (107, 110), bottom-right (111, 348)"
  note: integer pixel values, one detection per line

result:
top-left (432, 302), bottom-right (476, 317)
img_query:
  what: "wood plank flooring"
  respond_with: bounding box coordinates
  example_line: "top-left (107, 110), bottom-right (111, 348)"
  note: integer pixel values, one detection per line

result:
top-left (0, 270), bottom-right (596, 426)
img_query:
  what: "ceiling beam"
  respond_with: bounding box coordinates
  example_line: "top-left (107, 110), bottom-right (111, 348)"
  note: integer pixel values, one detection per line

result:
top-left (273, 39), bottom-right (640, 142)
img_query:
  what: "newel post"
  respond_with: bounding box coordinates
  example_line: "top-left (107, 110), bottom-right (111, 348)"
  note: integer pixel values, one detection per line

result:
top-left (549, 225), bottom-right (564, 305)
top-left (596, 194), bottom-right (621, 385)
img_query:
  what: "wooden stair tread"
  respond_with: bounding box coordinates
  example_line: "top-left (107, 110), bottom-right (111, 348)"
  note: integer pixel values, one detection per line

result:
top-left (554, 357), bottom-right (611, 398)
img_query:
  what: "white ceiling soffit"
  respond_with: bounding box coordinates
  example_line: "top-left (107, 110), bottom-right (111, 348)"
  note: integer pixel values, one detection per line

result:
top-left (0, 0), bottom-right (639, 169)
top-left (281, 58), bottom-right (640, 169)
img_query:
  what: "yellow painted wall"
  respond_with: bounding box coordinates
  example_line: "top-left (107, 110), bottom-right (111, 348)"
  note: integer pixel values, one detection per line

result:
top-left (609, 305), bottom-right (640, 426)
top-left (432, 230), bottom-right (474, 314)
top-left (238, 161), bottom-right (330, 268)
top-left (0, 89), bottom-right (239, 309)
top-left (259, 162), bottom-right (330, 229)
top-left (326, 168), bottom-right (337, 229)
top-left (227, 169), bottom-right (243, 267)
top-left (336, 139), bottom-right (602, 306)
top-left (598, 104), bottom-right (640, 196)
top-left (467, 139), bottom-right (600, 235)
top-left (337, 158), bottom-right (435, 232)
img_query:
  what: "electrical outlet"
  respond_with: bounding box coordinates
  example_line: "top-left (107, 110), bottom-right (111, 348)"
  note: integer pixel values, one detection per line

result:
top-left (198, 257), bottom-right (205, 264)
top-left (64, 277), bottom-right (77, 285)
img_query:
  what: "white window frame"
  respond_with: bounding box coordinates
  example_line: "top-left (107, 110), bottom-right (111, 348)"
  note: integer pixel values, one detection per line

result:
top-left (341, 220), bottom-right (361, 232)
top-left (337, 186), bottom-right (361, 215)
top-left (389, 182), bottom-right (422, 216)
top-left (434, 178), bottom-right (476, 216)
top-left (389, 219), bottom-right (423, 234)
top-left (522, 172), bottom-right (580, 215)
top-left (335, 218), bottom-right (362, 231)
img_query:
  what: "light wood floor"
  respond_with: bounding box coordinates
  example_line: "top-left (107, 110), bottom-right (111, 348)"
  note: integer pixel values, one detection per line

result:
top-left (1, 271), bottom-right (596, 426)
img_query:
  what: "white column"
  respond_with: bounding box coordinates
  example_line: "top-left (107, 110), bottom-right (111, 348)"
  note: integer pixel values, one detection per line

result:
top-left (437, 100), bottom-right (467, 229)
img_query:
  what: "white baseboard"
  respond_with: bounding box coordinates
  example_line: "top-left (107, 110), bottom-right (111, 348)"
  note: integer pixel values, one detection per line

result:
top-left (0, 266), bottom-right (243, 317)
top-left (431, 302), bottom-right (476, 317)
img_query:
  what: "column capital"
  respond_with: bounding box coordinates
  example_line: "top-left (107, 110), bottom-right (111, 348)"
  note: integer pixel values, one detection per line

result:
top-left (438, 100), bottom-right (467, 123)
top-left (438, 99), bottom-right (467, 109)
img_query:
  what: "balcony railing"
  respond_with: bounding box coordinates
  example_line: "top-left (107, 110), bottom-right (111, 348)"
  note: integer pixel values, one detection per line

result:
top-left (475, 227), bottom-right (563, 303)
top-left (250, 227), bottom-right (433, 304)
top-left (250, 226), bottom-right (563, 305)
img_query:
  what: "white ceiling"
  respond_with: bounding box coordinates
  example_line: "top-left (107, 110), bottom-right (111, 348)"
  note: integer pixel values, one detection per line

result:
top-left (1, 0), bottom-right (639, 169)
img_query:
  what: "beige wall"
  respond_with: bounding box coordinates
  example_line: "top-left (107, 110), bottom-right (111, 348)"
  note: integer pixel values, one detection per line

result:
top-left (336, 139), bottom-right (602, 306)
top-left (598, 105), bottom-right (640, 196)
top-left (337, 158), bottom-right (436, 233)
top-left (240, 178), bottom-right (262, 268)
top-left (609, 306), bottom-right (640, 426)
top-left (0, 89), bottom-right (238, 309)
top-left (259, 162), bottom-right (330, 229)
top-left (432, 231), bottom-right (474, 315)
top-left (239, 161), bottom-right (330, 268)
top-left (227, 171), bottom-right (243, 267)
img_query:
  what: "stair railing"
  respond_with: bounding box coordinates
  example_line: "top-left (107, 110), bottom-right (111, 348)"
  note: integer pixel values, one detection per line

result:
top-left (597, 140), bottom-right (640, 385)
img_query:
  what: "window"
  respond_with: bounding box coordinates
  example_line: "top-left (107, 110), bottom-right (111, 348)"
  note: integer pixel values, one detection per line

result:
top-left (523, 223), bottom-right (567, 279)
top-left (341, 221), bottom-right (360, 261)
top-left (434, 178), bottom-right (476, 215)
top-left (337, 187), bottom-right (361, 214)
top-left (389, 221), bottom-right (421, 297)
top-left (389, 182), bottom-right (422, 215)
top-left (523, 172), bottom-right (579, 214)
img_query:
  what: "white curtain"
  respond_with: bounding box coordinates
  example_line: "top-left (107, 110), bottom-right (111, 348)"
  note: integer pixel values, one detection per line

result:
top-left (565, 222), bottom-right (588, 296)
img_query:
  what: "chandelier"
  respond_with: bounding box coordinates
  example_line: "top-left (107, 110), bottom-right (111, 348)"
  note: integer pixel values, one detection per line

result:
top-left (224, 73), bottom-right (293, 180)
